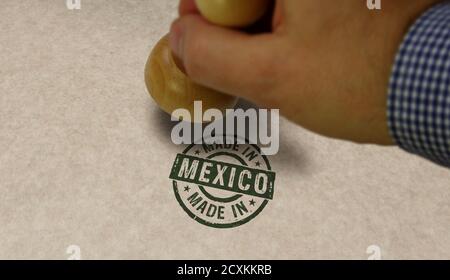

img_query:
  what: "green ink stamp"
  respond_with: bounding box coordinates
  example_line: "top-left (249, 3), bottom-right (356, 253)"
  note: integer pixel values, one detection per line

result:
top-left (170, 139), bottom-right (276, 228)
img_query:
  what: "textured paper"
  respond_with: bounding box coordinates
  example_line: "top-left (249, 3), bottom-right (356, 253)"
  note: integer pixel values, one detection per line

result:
top-left (0, 0), bottom-right (449, 260)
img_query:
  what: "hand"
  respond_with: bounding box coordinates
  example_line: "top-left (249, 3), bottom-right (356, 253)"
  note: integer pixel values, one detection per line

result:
top-left (169, 0), bottom-right (440, 145)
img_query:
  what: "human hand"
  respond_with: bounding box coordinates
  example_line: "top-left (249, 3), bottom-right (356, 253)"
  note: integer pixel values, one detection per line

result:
top-left (169, 0), bottom-right (440, 145)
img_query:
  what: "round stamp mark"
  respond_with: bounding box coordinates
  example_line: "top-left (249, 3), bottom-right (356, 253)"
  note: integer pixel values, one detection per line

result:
top-left (169, 139), bottom-right (276, 228)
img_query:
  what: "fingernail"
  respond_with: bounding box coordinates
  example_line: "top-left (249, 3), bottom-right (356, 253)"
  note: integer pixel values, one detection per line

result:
top-left (169, 21), bottom-right (184, 60)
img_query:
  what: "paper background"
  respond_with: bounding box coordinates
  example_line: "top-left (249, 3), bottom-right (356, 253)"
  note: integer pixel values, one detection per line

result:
top-left (1, 0), bottom-right (449, 259)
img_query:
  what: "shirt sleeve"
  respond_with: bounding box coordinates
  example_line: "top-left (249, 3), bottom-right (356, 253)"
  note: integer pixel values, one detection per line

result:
top-left (388, 2), bottom-right (450, 167)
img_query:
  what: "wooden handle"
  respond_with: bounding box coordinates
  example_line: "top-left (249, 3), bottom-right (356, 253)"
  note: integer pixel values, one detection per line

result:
top-left (145, 35), bottom-right (238, 119)
top-left (195, 0), bottom-right (270, 27)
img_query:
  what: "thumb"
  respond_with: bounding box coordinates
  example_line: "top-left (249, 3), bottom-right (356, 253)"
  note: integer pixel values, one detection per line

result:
top-left (169, 14), bottom-right (278, 101)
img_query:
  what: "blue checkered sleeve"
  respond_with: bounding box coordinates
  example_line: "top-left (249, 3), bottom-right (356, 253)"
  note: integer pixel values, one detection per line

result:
top-left (388, 2), bottom-right (450, 167)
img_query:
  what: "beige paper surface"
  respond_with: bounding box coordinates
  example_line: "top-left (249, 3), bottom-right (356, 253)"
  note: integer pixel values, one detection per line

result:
top-left (0, 0), bottom-right (449, 260)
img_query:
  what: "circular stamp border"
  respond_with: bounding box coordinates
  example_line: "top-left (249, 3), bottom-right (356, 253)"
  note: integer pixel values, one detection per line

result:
top-left (172, 142), bottom-right (273, 229)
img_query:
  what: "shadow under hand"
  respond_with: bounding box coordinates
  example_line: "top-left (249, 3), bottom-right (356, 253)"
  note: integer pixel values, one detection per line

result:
top-left (236, 99), bottom-right (310, 173)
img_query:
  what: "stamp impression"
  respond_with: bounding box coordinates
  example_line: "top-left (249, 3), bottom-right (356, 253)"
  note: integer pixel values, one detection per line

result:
top-left (170, 138), bottom-right (276, 228)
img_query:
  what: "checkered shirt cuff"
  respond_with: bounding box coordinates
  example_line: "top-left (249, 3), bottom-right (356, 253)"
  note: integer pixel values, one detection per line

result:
top-left (388, 2), bottom-right (450, 167)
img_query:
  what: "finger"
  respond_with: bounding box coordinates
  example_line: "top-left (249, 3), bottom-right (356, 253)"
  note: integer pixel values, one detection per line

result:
top-left (169, 14), bottom-right (279, 101)
top-left (179, 0), bottom-right (198, 16)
